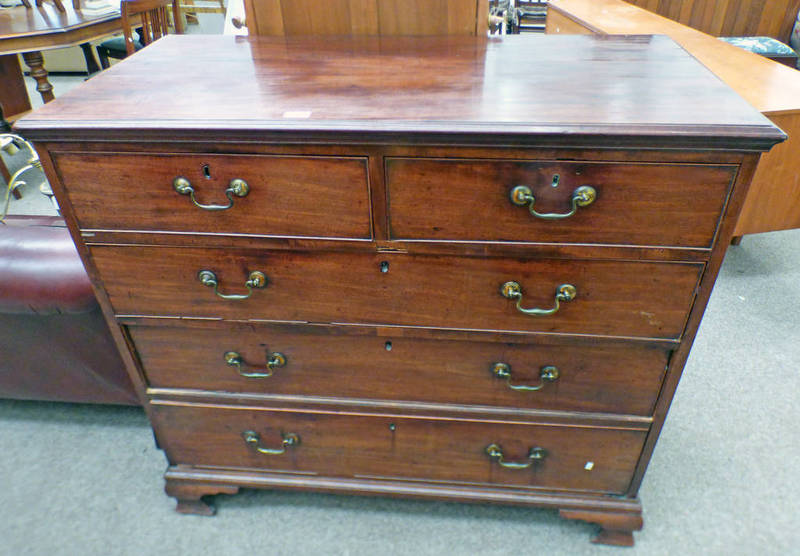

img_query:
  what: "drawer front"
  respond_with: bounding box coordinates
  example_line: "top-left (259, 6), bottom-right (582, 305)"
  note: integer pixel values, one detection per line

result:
top-left (94, 246), bottom-right (702, 339)
top-left (150, 403), bottom-right (646, 494)
top-left (132, 324), bottom-right (670, 415)
top-left (387, 158), bottom-right (735, 247)
top-left (52, 152), bottom-right (371, 239)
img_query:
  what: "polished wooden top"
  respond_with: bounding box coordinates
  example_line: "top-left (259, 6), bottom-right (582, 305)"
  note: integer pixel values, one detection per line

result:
top-left (549, 0), bottom-right (800, 115)
top-left (16, 34), bottom-right (784, 149)
top-left (0, 2), bottom-right (122, 54)
top-left (0, 2), bottom-right (119, 38)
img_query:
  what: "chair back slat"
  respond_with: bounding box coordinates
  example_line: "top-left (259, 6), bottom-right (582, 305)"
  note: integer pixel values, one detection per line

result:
top-left (120, 0), bottom-right (183, 56)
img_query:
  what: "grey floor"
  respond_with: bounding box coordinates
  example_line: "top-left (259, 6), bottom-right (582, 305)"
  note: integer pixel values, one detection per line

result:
top-left (3, 51), bottom-right (800, 556)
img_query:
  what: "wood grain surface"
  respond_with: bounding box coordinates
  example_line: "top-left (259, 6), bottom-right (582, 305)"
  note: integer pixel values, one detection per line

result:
top-left (0, 54), bottom-right (31, 117)
top-left (734, 111), bottom-right (800, 235)
top-left (52, 151), bottom-right (372, 238)
top-left (14, 34), bottom-right (783, 150)
top-left (242, 0), bottom-right (486, 36)
top-left (387, 158), bottom-right (735, 247)
top-left (150, 402), bottom-right (647, 494)
top-left (625, 0), bottom-right (800, 42)
top-left (92, 246), bottom-right (703, 339)
top-left (131, 322), bottom-right (671, 415)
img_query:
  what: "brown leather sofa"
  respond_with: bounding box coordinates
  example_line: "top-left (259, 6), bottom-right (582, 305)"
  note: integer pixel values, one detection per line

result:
top-left (0, 215), bottom-right (137, 405)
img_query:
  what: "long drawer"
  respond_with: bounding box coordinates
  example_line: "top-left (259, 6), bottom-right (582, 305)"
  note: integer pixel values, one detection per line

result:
top-left (386, 158), bottom-right (736, 247)
top-left (51, 152), bottom-right (372, 239)
top-left (132, 324), bottom-right (670, 415)
top-left (150, 403), bottom-right (646, 494)
top-left (93, 246), bottom-right (702, 339)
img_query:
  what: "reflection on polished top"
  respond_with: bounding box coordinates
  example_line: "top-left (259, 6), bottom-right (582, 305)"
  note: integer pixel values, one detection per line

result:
top-left (0, 1), bottom-right (118, 39)
top-left (16, 34), bottom-right (785, 149)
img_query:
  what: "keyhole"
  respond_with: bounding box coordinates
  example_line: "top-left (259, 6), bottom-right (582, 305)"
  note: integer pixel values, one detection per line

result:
top-left (380, 261), bottom-right (389, 273)
top-left (551, 174), bottom-right (560, 188)
top-left (385, 341), bottom-right (392, 351)
top-left (202, 164), bottom-right (211, 179)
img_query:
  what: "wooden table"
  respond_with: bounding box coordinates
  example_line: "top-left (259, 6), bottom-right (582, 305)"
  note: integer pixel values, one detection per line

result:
top-left (547, 0), bottom-right (800, 239)
top-left (0, 1), bottom-right (123, 119)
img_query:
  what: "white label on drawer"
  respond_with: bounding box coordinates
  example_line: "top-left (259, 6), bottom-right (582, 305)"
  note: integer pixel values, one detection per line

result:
top-left (584, 461), bottom-right (595, 471)
top-left (283, 110), bottom-right (312, 118)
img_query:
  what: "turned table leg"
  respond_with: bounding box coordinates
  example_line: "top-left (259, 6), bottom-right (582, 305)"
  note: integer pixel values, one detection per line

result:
top-left (21, 51), bottom-right (55, 104)
top-left (560, 508), bottom-right (643, 547)
top-left (164, 478), bottom-right (240, 516)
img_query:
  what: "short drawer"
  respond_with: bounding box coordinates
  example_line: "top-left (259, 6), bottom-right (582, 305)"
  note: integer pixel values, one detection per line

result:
top-left (132, 324), bottom-right (670, 416)
top-left (386, 158), bottom-right (736, 247)
top-left (150, 403), bottom-right (646, 494)
top-left (93, 246), bottom-right (702, 339)
top-left (51, 152), bottom-right (371, 239)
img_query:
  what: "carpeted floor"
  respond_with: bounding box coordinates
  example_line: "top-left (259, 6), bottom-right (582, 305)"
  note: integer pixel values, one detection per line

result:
top-left (2, 64), bottom-right (799, 556)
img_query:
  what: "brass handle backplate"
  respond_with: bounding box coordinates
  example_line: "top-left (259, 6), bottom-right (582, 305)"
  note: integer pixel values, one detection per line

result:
top-left (485, 443), bottom-right (547, 469)
top-left (510, 184), bottom-right (596, 220)
top-left (225, 350), bottom-right (286, 378)
top-left (242, 430), bottom-right (299, 455)
top-left (198, 269), bottom-right (267, 300)
top-left (173, 176), bottom-right (249, 211)
top-left (501, 281), bottom-right (576, 316)
top-left (492, 362), bottom-right (560, 391)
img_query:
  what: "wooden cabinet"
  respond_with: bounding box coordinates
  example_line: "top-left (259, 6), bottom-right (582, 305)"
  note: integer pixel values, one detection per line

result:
top-left (16, 34), bottom-right (783, 546)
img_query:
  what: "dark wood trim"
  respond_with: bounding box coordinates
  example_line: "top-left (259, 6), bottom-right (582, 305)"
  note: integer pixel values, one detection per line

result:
top-left (625, 152), bottom-right (763, 495)
top-left (0, 54), bottom-right (32, 118)
top-left (147, 394), bottom-right (654, 430)
top-left (366, 146), bottom-right (388, 241)
top-left (80, 230), bottom-right (714, 263)
top-left (164, 465), bottom-right (643, 513)
top-left (116, 314), bottom-right (681, 348)
top-left (16, 123), bottom-right (786, 151)
top-left (40, 141), bottom-right (756, 163)
top-left (164, 478), bottom-right (240, 516)
top-left (560, 508), bottom-right (643, 546)
top-left (34, 149), bottom-right (157, 414)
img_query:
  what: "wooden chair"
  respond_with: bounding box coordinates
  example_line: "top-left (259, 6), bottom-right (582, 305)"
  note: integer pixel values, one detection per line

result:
top-left (96, 0), bottom-right (183, 69)
top-left (241, 0), bottom-right (489, 36)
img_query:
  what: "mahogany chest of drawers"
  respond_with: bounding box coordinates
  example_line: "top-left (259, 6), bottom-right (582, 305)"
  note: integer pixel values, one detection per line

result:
top-left (16, 34), bottom-right (784, 546)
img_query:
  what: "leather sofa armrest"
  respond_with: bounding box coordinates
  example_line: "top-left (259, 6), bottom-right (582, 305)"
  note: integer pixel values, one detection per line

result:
top-left (0, 216), bottom-right (97, 315)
